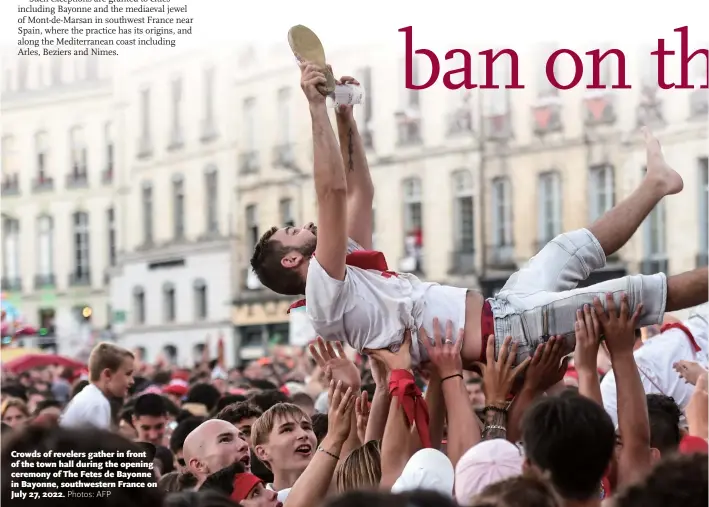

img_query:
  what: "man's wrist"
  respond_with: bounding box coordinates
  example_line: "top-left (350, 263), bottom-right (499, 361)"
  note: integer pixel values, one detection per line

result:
top-left (309, 102), bottom-right (327, 115)
top-left (320, 435), bottom-right (345, 453)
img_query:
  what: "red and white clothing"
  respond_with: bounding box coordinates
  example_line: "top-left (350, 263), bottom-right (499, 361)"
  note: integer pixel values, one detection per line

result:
top-left (601, 307), bottom-right (708, 426)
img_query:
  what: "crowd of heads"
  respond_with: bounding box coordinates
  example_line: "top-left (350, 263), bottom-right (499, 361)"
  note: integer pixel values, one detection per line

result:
top-left (0, 328), bottom-right (707, 507)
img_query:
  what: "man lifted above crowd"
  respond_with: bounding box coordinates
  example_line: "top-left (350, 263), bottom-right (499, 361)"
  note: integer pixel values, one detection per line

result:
top-left (250, 61), bottom-right (708, 368)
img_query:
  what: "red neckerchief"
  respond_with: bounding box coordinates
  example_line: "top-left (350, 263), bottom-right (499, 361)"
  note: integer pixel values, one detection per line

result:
top-left (660, 322), bottom-right (701, 352)
top-left (287, 250), bottom-right (391, 313)
top-left (389, 369), bottom-right (431, 449)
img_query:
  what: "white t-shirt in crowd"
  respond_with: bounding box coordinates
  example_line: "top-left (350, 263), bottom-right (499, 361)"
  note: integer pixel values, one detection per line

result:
top-left (601, 308), bottom-right (708, 426)
top-left (265, 484), bottom-right (291, 503)
top-left (59, 383), bottom-right (112, 430)
top-left (305, 239), bottom-right (468, 364)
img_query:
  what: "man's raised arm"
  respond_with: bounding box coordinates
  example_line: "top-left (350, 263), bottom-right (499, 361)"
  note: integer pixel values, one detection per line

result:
top-left (335, 75), bottom-right (374, 250)
top-left (302, 63), bottom-right (348, 281)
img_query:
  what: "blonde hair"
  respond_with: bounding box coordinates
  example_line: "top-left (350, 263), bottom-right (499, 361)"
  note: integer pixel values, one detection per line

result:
top-left (335, 440), bottom-right (382, 493)
top-left (251, 403), bottom-right (311, 448)
top-left (88, 342), bottom-right (134, 382)
top-left (1, 398), bottom-right (29, 419)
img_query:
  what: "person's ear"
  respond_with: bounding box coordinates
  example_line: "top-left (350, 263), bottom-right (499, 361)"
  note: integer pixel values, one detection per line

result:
top-left (281, 252), bottom-right (303, 269)
top-left (649, 447), bottom-right (662, 464)
top-left (254, 445), bottom-right (270, 466)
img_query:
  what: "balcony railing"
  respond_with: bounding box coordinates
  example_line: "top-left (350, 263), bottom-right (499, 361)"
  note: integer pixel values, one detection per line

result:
top-left (66, 172), bottom-right (88, 188)
top-left (32, 175), bottom-right (54, 193)
top-left (640, 258), bottom-right (669, 276)
top-left (449, 250), bottom-right (476, 274)
top-left (486, 244), bottom-right (516, 269)
top-left (1, 175), bottom-right (20, 196)
top-left (1, 277), bottom-right (22, 291)
top-left (239, 151), bottom-right (260, 175)
top-left (69, 271), bottom-right (91, 287)
top-left (34, 274), bottom-right (56, 289)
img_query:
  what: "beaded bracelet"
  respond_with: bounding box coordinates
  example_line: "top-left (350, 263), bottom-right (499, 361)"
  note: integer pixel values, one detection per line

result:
top-left (482, 424), bottom-right (507, 433)
top-left (317, 445), bottom-right (340, 460)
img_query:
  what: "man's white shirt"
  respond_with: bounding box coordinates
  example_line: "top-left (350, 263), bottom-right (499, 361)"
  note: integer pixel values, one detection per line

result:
top-left (59, 383), bottom-right (112, 430)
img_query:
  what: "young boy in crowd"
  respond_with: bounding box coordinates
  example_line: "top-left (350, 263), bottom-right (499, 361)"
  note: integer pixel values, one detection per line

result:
top-left (252, 403), bottom-right (318, 497)
top-left (60, 342), bottom-right (135, 430)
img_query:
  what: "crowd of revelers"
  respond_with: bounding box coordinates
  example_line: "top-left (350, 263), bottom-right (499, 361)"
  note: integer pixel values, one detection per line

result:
top-left (2, 61), bottom-right (709, 507)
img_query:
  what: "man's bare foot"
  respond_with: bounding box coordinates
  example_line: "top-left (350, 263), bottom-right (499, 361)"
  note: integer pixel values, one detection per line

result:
top-left (673, 360), bottom-right (708, 385)
top-left (643, 127), bottom-right (684, 196)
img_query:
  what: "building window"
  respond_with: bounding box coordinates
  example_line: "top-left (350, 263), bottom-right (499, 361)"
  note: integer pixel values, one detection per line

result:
top-left (37, 215), bottom-right (54, 282)
top-left (104, 122), bottom-right (114, 181)
top-left (537, 172), bottom-right (562, 245)
top-left (107, 207), bottom-right (116, 266)
top-left (355, 67), bottom-right (374, 148)
top-left (492, 177), bottom-right (513, 247)
top-left (170, 77), bottom-right (183, 146)
top-left (537, 44), bottom-right (560, 99)
top-left (205, 168), bottom-right (219, 234)
top-left (243, 97), bottom-right (256, 150)
top-left (163, 344), bottom-right (178, 364)
top-left (72, 211), bottom-right (90, 284)
top-left (142, 183), bottom-right (153, 245)
top-left (133, 286), bottom-right (145, 325)
top-left (2, 217), bottom-right (20, 284)
top-left (203, 67), bottom-right (215, 134)
top-left (588, 164), bottom-right (614, 221)
top-left (277, 87), bottom-right (291, 144)
top-left (139, 88), bottom-right (151, 153)
top-left (163, 283), bottom-right (176, 323)
top-left (402, 177), bottom-right (423, 272)
top-left (50, 57), bottom-right (62, 85)
top-left (452, 170), bottom-right (475, 253)
top-left (194, 279), bottom-right (207, 320)
top-left (35, 131), bottom-right (49, 179)
top-left (173, 176), bottom-right (185, 239)
top-left (245, 204), bottom-right (259, 251)
top-left (700, 157), bottom-right (708, 258)
top-left (279, 198), bottom-right (294, 227)
top-left (69, 126), bottom-right (87, 178)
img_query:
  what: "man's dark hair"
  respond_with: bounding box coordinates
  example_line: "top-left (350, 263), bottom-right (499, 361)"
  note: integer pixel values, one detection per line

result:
top-left (134, 393), bottom-right (168, 418)
top-left (325, 490), bottom-right (458, 507)
top-left (522, 393), bottom-right (615, 501)
top-left (214, 402), bottom-right (263, 426)
top-left (152, 370), bottom-right (172, 385)
top-left (1, 425), bottom-right (163, 507)
top-left (163, 490), bottom-right (236, 507)
top-left (214, 395), bottom-right (247, 415)
top-left (311, 413), bottom-right (328, 444)
top-left (155, 445), bottom-right (175, 476)
top-left (613, 452), bottom-right (708, 507)
top-left (249, 379), bottom-right (278, 390)
top-left (162, 396), bottom-right (180, 417)
top-left (466, 376), bottom-right (483, 386)
top-left (185, 383), bottom-right (221, 412)
top-left (169, 416), bottom-right (205, 454)
top-left (250, 226), bottom-right (306, 295)
top-left (33, 399), bottom-right (62, 416)
top-left (200, 461), bottom-right (247, 495)
top-left (646, 394), bottom-right (681, 454)
top-left (248, 389), bottom-right (289, 412)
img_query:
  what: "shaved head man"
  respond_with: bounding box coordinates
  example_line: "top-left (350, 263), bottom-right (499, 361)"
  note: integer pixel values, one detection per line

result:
top-left (182, 419), bottom-right (251, 487)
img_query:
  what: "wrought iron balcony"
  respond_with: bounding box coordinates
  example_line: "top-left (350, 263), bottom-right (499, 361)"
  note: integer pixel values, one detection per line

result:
top-left (34, 274), bottom-right (56, 289)
top-left (1, 175), bottom-right (20, 196)
top-left (66, 172), bottom-right (88, 188)
top-left (32, 175), bottom-right (54, 193)
top-left (486, 244), bottom-right (516, 269)
top-left (1, 277), bottom-right (22, 291)
top-left (449, 250), bottom-right (476, 275)
top-left (69, 270), bottom-right (91, 287)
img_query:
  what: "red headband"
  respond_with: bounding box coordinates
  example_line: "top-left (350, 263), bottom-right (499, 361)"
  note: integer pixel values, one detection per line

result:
top-left (231, 473), bottom-right (263, 503)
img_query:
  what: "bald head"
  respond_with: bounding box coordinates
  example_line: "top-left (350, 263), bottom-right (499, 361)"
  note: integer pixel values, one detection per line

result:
top-left (182, 419), bottom-right (251, 483)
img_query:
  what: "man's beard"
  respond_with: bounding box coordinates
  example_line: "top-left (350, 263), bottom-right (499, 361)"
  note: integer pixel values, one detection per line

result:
top-left (300, 237), bottom-right (317, 258)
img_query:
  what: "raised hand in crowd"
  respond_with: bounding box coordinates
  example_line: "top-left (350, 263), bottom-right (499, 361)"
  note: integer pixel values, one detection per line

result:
top-left (574, 306), bottom-right (603, 405)
top-left (421, 318), bottom-right (464, 379)
top-left (592, 293), bottom-right (643, 358)
top-left (421, 320), bottom-right (479, 465)
top-left (594, 293), bottom-right (651, 486)
top-left (673, 360), bottom-right (708, 386)
top-left (366, 329), bottom-right (412, 373)
top-left (522, 336), bottom-right (569, 396)
top-left (479, 336), bottom-right (531, 406)
top-left (299, 63), bottom-right (328, 105)
top-left (686, 373), bottom-right (708, 439)
top-left (285, 380), bottom-right (355, 507)
top-left (354, 390), bottom-right (369, 444)
top-left (309, 337), bottom-right (361, 391)
top-left (369, 356), bottom-right (389, 388)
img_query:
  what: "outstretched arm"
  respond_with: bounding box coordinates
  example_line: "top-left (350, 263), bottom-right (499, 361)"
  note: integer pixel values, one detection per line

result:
top-left (335, 76), bottom-right (374, 250)
top-left (302, 64), bottom-right (348, 280)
